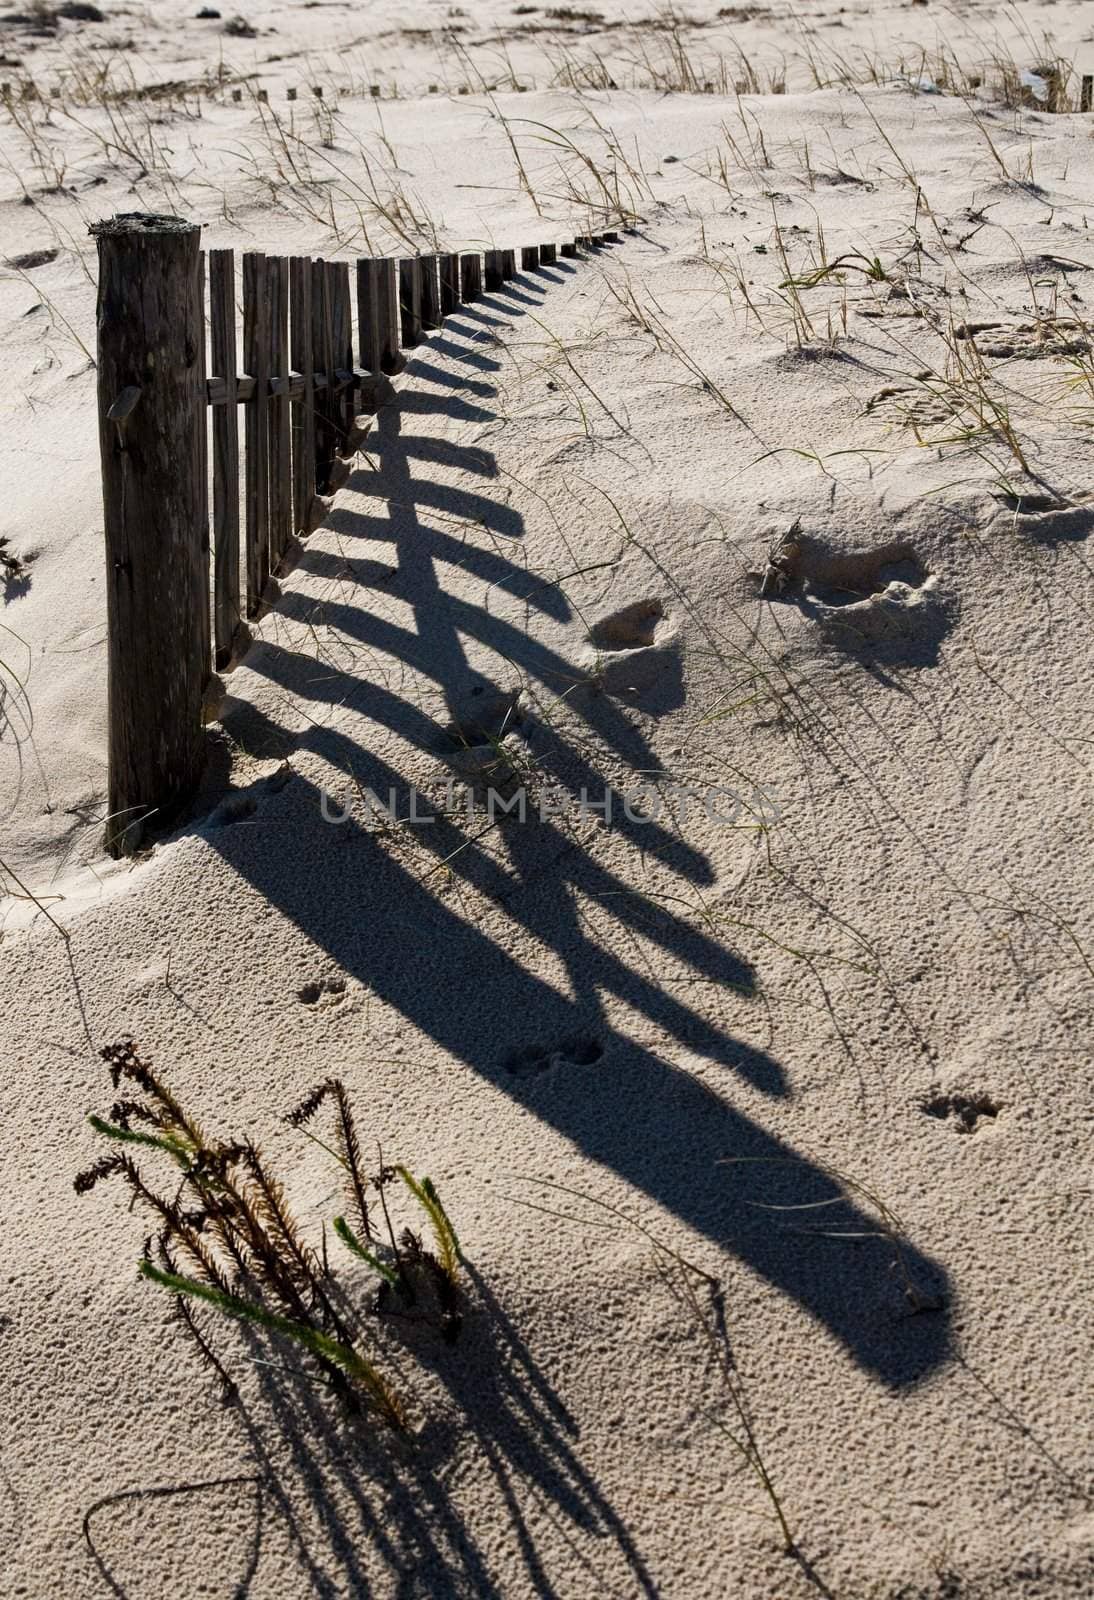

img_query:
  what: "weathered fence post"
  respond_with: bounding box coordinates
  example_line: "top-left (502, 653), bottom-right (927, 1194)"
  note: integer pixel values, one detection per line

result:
top-left (209, 247), bottom-right (240, 668)
top-left (460, 252), bottom-right (483, 301)
top-left (440, 251), bottom-right (461, 315)
top-left (290, 256), bottom-right (315, 537)
top-left (376, 257), bottom-right (404, 373)
top-left (420, 254), bottom-right (442, 330)
top-left (268, 255), bottom-right (293, 569)
top-left (399, 257), bottom-right (422, 346)
top-left (242, 250), bottom-right (270, 612)
top-left (92, 212), bottom-right (207, 857)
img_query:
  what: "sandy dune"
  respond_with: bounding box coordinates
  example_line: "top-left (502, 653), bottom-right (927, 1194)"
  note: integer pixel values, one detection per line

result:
top-left (1, 2), bottom-right (1092, 1596)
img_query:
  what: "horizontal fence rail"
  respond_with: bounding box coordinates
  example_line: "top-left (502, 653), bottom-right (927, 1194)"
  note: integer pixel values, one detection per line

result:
top-left (93, 214), bottom-right (621, 855)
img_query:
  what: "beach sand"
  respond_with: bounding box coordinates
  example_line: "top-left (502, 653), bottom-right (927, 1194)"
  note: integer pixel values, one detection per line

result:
top-left (1, 2), bottom-right (1092, 1595)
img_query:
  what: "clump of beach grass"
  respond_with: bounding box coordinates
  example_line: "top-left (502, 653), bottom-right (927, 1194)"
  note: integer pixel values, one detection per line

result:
top-left (75, 1041), bottom-right (467, 1429)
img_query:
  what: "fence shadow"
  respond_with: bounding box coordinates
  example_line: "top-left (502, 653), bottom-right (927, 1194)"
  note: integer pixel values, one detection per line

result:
top-left (202, 270), bottom-right (951, 1410)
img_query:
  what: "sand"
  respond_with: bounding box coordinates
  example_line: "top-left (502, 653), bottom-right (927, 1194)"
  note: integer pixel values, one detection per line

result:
top-left (1, 1), bottom-right (1093, 1595)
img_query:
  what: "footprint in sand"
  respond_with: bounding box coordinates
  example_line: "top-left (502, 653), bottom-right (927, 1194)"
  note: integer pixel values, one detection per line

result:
top-left (440, 684), bottom-right (527, 750)
top-left (583, 599), bottom-right (684, 710)
top-left (865, 382), bottom-right (956, 431)
top-left (437, 683), bottom-right (532, 793)
top-left (759, 532), bottom-right (951, 662)
top-left (505, 1035), bottom-right (604, 1079)
top-left (953, 319), bottom-right (1089, 359)
top-left (989, 494), bottom-right (1094, 543)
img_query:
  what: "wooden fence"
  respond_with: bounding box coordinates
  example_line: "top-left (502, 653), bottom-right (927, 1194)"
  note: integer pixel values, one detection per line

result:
top-left (91, 212), bottom-right (619, 856)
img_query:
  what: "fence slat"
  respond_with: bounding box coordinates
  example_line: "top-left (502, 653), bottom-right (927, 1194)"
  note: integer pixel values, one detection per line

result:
top-left (197, 249), bottom-right (211, 684)
top-left (376, 257), bottom-right (403, 372)
top-left (330, 259), bottom-right (354, 445)
top-left (328, 260), bottom-right (344, 451)
top-left (209, 248), bottom-right (239, 668)
top-left (289, 256), bottom-right (314, 538)
top-left (460, 252), bottom-right (483, 300)
top-left (311, 258), bottom-right (335, 492)
top-left (501, 248), bottom-right (517, 280)
top-left (420, 254), bottom-right (441, 329)
top-left (242, 251), bottom-right (269, 616)
top-left (357, 258), bottom-right (381, 378)
top-left (268, 256), bottom-right (293, 570)
top-left (92, 213), bottom-right (206, 856)
top-left (521, 245), bottom-right (540, 270)
top-left (540, 242), bottom-right (557, 266)
top-left (440, 251), bottom-right (461, 315)
top-left (399, 257), bottom-right (422, 346)
top-left (484, 250), bottom-right (504, 291)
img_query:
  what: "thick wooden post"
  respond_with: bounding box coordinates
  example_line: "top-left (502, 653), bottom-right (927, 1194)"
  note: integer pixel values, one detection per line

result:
top-left (484, 249), bottom-right (504, 291)
top-left (521, 245), bottom-right (540, 271)
top-left (92, 213), bottom-right (207, 857)
top-left (540, 242), bottom-right (557, 266)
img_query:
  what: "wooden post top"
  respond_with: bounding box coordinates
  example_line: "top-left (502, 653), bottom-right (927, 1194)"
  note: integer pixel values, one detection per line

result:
top-left (90, 213), bottom-right (198, 238)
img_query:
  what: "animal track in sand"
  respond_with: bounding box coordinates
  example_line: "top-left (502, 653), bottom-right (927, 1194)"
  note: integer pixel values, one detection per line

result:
top-left (953, 319), bottom-right (1089, 359)
top-left (920, 1090), bottom-right (1001, 1134)
top-left (505, 1035), bottom-right (604, 1079)
top-left (297, 975), bottom-right (347, 1006)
